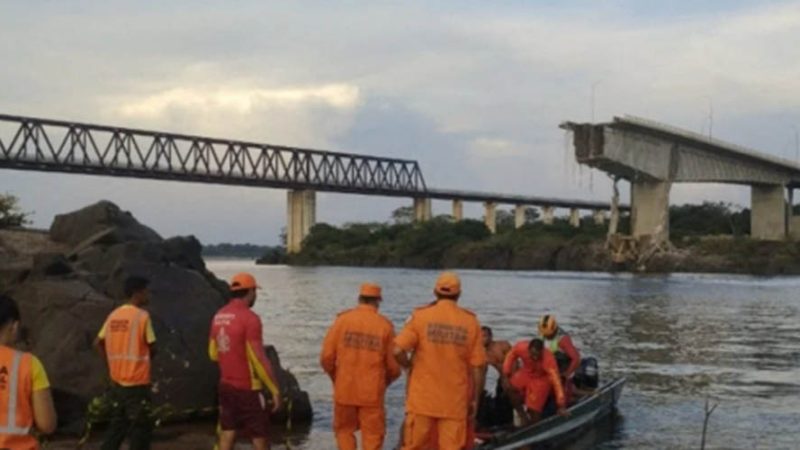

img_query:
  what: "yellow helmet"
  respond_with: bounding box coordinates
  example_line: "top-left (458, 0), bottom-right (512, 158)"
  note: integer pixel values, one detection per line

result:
top-left (538, 314), bottom-right (558, 337)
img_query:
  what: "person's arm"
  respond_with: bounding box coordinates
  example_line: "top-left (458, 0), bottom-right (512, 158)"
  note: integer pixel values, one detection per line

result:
top-left (208, 338), bottom-right (218, 362)
top-left (246, 318), bottom-right (281, 412)
top-left (385, 326), bottom-right (402, 385)
top-left (545, 354), bottom-right (568, 416)
top-left (468, 323), bottom-right (488, 421)
top-left (393, 315), bottom-right (418, 369)
top-left (144, 314), bottom-right (158, 359)
top-left (501, 345), bottom-right (518, 378)
top-left (559, 335), bottom-right (580, 377)
top-left (319, 320), bottom-right (339, 382)
top-left (393, 346), bottom-right (411, 368)
top-left (470, 366), bottom-right (485, 420)
top-left (94, 321), bottom-right (108, 367)
top-left (31, 357), bottom-right (57, 434)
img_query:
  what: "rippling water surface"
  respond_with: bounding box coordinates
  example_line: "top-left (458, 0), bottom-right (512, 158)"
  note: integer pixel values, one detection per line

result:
top-left (207, 261), bottom-right (800, 450)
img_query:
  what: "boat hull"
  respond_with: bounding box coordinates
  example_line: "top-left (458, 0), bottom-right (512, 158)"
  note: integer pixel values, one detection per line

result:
top-left (477, 377), bottom-right (626, 450)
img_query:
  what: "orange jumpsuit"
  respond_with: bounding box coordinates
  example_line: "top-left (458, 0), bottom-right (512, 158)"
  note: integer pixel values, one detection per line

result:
top-left (395, 300), bottom-right (486, 450)
top-left (502, 341), bottom-right (565, 414)
top-left (320, 304), bottom-right (401, 450)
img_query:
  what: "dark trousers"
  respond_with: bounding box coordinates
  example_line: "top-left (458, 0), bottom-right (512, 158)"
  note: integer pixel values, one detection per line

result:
top-left (101, 383), bottom-right (153, 450)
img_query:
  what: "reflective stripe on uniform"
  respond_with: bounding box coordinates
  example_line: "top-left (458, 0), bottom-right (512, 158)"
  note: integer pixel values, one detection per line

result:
top-left (0, 350), bottom-right (30, 435)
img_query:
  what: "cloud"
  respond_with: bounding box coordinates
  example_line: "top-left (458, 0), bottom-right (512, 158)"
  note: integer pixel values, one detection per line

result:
top-left (115, 84), bottom-right (361, 119)
top-left (3, 1), bottom-right (800, 243)
top-left (469, 137), bottom-right (525, 158)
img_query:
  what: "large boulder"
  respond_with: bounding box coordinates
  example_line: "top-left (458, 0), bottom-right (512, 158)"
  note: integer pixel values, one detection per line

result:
top-left (3, 201), bottom-right (311, 431)
top-left (50, 201), bottom-right (162, 247)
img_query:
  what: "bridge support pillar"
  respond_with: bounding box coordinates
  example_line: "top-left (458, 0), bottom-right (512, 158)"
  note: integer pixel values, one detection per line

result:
top-left (569, 208), bottom-right (580, 228)
top-left (286, 189), bottom-right (316, 254)
top-left (593, 210), bottom-right (606, 225)
top-left (413, 197), bottom-right (432, 222)
top-left (542, 206), bottom-right (555, 225)
top-left (631, 180), bottom-right (671, 243)
top-left (452, 200), bottom-right (464, 221)
top-left (484, 202), bottom-right (497, 233)
top-left (514, 205), bottom-right (526, 229)
top-left (751, 184), bottom-right (787, 240)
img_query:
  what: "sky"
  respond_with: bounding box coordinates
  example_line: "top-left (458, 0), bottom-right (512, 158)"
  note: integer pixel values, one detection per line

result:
top-left (1, 0), bottom-right (800, 244)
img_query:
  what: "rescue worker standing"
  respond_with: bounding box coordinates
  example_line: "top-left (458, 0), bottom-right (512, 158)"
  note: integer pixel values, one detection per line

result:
top-left (0, 294), bottom-right (57, 449)
top-left (209, 273), bottom-right (281, 450)
top-left (394, 272), bottom-right (487, 450)
top-left (320, 283), bottom-right (401, 450)
top-left (538, 315), bottom-right (580, 378)
top-left (94, 275), bottom-right (157, 450)
top-left (502, 338), bottom-right (567, 424)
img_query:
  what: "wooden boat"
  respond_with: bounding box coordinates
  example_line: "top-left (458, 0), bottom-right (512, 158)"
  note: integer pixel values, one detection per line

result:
top-left (476, 377), bottom-right (626, 450)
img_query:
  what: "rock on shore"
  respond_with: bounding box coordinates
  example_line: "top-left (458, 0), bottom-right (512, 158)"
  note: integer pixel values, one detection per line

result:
top-left (0, 201), bottom-right (311, 431)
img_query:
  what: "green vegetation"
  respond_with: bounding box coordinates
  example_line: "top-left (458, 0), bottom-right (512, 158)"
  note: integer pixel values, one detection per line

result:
top-left (203, 243), bottom-right (273, 258)
top-left (272, 202), bottom-right (800, 273)
top-left (286, 208), bottom-right (610, 269)
top-left (0, 193), bottom-right (30, 228)
top-left (670, 201), bottom-right (750, 241)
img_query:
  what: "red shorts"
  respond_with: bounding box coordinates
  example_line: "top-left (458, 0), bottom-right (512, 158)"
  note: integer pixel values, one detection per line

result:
top-left (218, 383), bottom-right (270, 438)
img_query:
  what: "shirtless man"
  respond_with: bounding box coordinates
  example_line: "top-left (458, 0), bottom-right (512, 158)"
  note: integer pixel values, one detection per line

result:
top-left (482, 327), bottom-right (511, 375)
top-left (478, 327), bottom-right (515, 428)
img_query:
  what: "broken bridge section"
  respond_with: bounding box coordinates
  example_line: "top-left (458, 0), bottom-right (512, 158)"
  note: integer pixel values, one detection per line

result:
top-left (562, 115), bottom-right (800, 241)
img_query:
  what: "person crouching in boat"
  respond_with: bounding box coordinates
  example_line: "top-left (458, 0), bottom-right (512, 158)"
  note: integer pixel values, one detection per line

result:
top-left (502, 338), bottom-right (568, 424)
top-left (538, 315), bottom-right (580, 404)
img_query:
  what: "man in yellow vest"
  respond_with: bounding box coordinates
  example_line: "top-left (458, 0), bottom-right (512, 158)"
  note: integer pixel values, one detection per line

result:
top-left (94, 275), bottom-right (157, 450)
top-left (0, 294), bottom-right (57, 449)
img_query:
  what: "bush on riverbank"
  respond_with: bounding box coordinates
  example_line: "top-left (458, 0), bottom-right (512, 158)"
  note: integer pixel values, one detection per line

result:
top-left (285, 216), bottom-right (610, 270)
top-left (259, 202), bottom-right (800, 274)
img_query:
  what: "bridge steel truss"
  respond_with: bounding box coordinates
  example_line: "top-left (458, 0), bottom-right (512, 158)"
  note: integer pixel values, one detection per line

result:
top-left (0, 114), bottom-right (428, 197)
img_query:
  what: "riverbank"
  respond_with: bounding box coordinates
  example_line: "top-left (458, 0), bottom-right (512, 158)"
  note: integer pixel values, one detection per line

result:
top-left (270, 218), bottom-right (800, 275)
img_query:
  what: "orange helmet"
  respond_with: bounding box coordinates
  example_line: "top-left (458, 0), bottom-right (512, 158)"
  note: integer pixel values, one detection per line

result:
top-left (538, 314), bottom-right (558, 337)
top-left (230, 272), bottom-right (258, 291)
top-left (434, 272), bottom-right (461, 297)
top-left (359, 282), bottom-right (382, 299)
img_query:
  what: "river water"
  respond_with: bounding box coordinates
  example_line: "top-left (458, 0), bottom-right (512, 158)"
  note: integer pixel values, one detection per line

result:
top-left (207, 261), bottom-right (800, 450)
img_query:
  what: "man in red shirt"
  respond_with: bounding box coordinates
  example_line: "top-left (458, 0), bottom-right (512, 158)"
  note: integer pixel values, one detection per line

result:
top-left (502, 338), bottom-right (568, 424)
top-left (209, 273), bottom-right (281, 450)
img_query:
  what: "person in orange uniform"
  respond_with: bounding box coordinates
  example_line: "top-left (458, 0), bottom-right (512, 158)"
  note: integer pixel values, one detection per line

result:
top-left (320, 283), bottom-right (401, 450)
top-left (502, 338), bottom-right (567, 424)
top-left (209, 273), bottom-right (281, 450)
top-left (0, 294), bottom-right (57, 450)
top-left (94, 275), bottom-right (157, 450)
top-left (394, 272), bottom-right (487, 450)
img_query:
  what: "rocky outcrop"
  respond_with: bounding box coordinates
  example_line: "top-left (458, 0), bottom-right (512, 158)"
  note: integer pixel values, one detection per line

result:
top-left (0, 201), bottom-right (312, 432)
